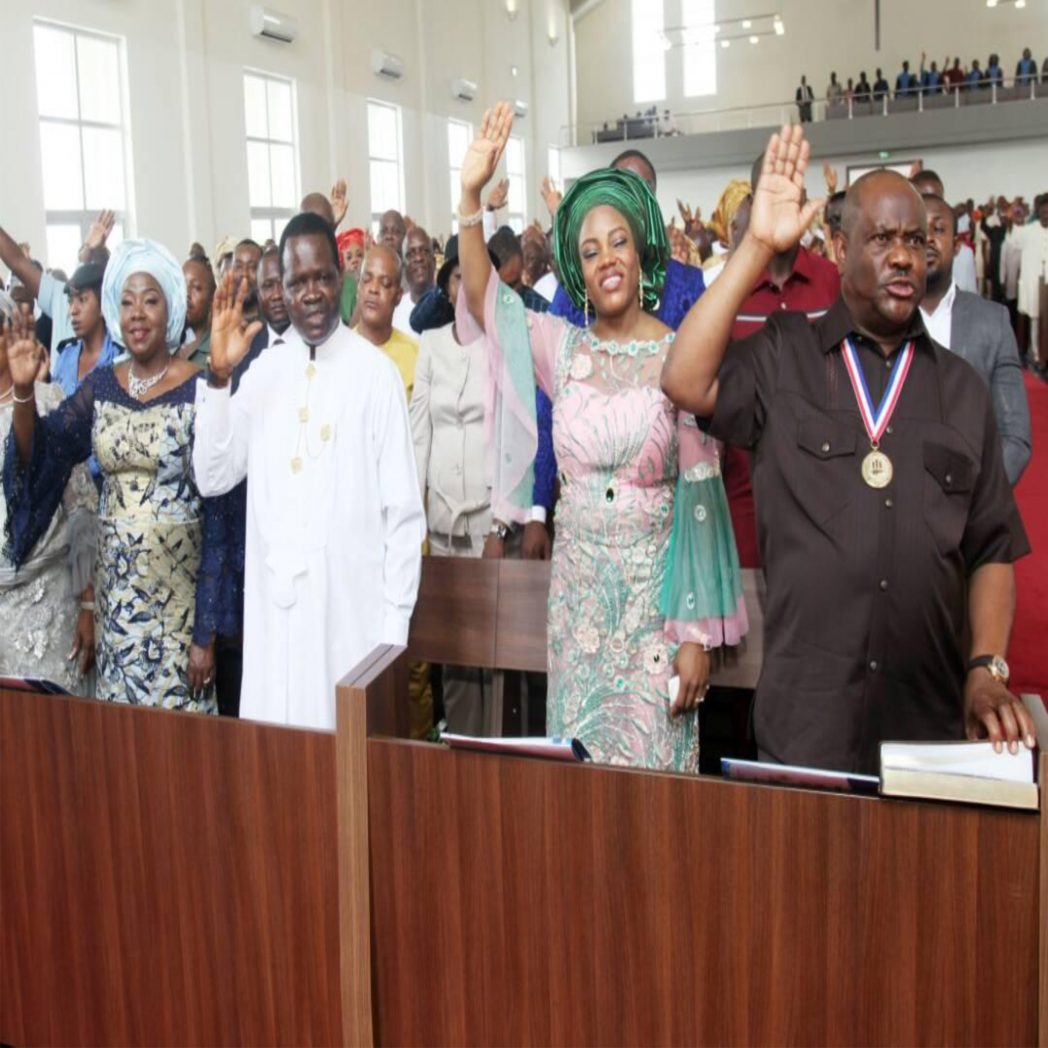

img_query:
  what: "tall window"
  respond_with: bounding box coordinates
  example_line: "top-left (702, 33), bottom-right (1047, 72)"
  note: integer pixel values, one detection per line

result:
top-left (367, 100), bottom-right (405, 232)
top-left (32, 21), bottom-right (131, 271)
top-left (682, 0), bottom-right (717, 97)
top-left (243, 71), bottom-right (299, 245)
top-left (505, 136), bottom-right (526, 233)
top-left (447, 119), bottom-right (473, 233)
top-left (631, 0), bottom-right (666, 104)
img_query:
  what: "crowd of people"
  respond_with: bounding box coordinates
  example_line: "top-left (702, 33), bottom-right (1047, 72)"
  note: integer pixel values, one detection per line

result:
top-left (796, 46), bottom-right (1045, 119)
top-left (1, 102), bottom-right (1044, 775)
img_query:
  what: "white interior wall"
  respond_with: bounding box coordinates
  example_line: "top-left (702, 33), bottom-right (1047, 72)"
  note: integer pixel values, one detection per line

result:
top-left (0, 0), bottom-right (571, 270)
top-left (574, 0), bottom-right (1048, 138)
top-left (652, 138), bottom-right (1048, 228)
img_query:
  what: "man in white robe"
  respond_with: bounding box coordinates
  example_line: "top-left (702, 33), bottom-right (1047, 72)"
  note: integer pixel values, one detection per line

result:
top-left (193, 212), bottom-right (425, 729)
top-left (1015, 197), bottom-right (1048, 368)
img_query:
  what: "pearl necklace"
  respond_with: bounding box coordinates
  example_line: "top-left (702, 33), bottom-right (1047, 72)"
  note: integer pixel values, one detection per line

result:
top-left (128, 362), bottom-right (169, 400)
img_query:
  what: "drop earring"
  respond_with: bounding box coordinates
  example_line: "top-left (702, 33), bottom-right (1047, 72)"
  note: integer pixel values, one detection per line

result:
top-left (584, 288), bottom-right (590, 326)
top-left (638, 274), bottom-right (644, 310)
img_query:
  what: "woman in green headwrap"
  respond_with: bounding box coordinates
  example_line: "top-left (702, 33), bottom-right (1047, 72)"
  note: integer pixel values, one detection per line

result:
top-left (457, 103), bottom-right (746, 772)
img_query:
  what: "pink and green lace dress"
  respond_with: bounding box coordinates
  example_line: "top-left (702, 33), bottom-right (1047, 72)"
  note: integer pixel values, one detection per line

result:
top-left (473, 272), bottom-right (747, 771)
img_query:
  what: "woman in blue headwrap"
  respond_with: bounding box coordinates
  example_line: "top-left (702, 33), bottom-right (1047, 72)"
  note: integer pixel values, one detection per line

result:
top-left (4, 239), bottom-right (225, 712)
top-left (456, 104), bottom-right (747, 772)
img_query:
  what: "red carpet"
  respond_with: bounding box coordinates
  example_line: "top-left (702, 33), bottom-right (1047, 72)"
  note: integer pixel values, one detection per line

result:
top-left (1010, 371), bottom-right (1047, 695)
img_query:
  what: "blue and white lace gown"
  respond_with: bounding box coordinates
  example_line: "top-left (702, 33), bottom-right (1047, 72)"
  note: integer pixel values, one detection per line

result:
top-left (3, 368), bottom-right (226, 712)
top-left (1, 383), bottom-right (97, 692)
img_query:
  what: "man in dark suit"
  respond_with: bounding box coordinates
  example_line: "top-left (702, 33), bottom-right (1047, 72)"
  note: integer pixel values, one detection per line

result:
top-left (920, 193), bottom-right (1031, 484)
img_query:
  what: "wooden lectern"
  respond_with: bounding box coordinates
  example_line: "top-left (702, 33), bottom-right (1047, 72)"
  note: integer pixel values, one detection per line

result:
top-left (3, 556), bottom-right (1047, 1046)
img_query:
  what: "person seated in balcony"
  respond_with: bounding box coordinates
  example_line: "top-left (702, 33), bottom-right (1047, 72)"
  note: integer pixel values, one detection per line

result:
top-left (825, 71), bottom-right (843, 108)
top-left (895, 59), bottom-right (918, 97)
top-left (872, 67), bottom-right (890, 101)
top-left (919, 53), bottom-right (942, 93)
top-left (985, 53), bottom-right (1005, 89)
top-left (1015, 47), bottom-right (1037, 86)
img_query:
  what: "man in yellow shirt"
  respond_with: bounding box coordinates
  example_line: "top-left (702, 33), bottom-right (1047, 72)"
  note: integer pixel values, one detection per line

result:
top-left (355, 244), bottom-right (419, 399)
top-left (355, 243), bottom-right (432, 736)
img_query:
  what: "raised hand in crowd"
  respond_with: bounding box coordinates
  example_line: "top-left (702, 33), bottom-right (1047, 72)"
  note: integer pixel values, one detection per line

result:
top-left (667, 219), bottom-right (692, 265)
top-left (676, 199), bottom-right (703, 240)
top-left (540, 176), bottom-right (562, 219)
top-left (486, 177), bottom-right (510, 212)
top-left (4, 305), bottom-right (44, 395)
top-left (80, 208), bottom-right (115, 262)
top-left (823, 162), bottom-right (838, 195)
top-left (207, 270), bottom-right (263, 384)
top-left (330, 178), bottom-right (349, 228)
top-left (461, 103), bottom-right (514, 199)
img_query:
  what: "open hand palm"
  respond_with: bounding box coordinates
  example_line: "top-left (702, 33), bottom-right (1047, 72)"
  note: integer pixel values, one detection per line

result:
top-left (210, 271), bottom-right (261, 376)
top-left (5, 311), bottom-right (42, 388)
top-left (461, 103), bottom-right (514, 194)
top-left (749, 124), bottom-right (822, 254)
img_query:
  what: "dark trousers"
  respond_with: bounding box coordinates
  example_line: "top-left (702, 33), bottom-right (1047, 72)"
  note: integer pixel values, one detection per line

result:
top-left (214, 635), bottom-right (243, 718)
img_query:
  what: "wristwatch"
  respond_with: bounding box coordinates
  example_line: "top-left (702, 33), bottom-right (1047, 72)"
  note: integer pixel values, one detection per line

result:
top-left (489, 522), bottom-right (511, 541)
top-left (966, 654), bottom-right (1010, 685)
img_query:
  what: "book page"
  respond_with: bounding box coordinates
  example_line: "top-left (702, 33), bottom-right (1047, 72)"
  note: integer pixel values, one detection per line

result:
top-left (880, 741), bottom-right (1034, 783)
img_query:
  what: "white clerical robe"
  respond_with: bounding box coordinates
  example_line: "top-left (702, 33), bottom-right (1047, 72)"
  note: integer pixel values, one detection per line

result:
top-left (192, 322), bottom-right (425, 730)
top-left (1015, 221), bottom-right (1048, 317)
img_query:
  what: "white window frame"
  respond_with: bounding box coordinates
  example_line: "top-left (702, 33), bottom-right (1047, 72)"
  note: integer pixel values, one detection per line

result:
top-left (682, 0), bottom-right (717, 98)
top-left (547, 146), bottom-right (562, 188)
top-left (447, 118), bottom-right (473, 234)
top-left (505, 135), bottom-right (526, 233)
top-left (243, 69), bottom-right (301, 246)
top-left (367, 99), bottom-right (406, 233)
top-left (32, 19), bottom-right (134, 271)
top-left (631, 0), bottom-right (666, 104)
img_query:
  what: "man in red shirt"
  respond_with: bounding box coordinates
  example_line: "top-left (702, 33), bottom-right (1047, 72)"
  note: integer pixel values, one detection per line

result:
top-left (723, 154), bottom-right (841, 569)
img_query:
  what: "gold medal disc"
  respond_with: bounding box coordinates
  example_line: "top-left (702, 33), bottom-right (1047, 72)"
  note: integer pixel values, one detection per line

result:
top-left (861, 448), bottom-right (893, 488)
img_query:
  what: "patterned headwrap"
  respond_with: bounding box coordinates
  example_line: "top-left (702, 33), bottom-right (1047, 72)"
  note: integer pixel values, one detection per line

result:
top-left (708, 179), bottom-right (752, 247)
top-left (101, 239), bottom-right (186, 349)
top-left (552, 167), bottom-right (668, 314)
top-left (337, 227), bottom-right (366, 253)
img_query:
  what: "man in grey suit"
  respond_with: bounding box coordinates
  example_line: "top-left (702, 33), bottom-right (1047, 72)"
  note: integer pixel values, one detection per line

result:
top-left (920, 193), bottom-right (1031, 484)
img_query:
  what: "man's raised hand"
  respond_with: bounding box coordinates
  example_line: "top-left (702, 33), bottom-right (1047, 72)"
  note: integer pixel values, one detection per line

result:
top-left (747, 124), bottom-right (822, 256)
top-left (208, 270), bottom-right (262, 383)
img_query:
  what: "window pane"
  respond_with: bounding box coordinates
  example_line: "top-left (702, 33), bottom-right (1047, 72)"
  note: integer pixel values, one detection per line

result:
top-left (505, 137), bottom-right (523, 175)
top-left (269, 143), bottom-right (296, 208)
top-left (39, 122), bottom-right (84, 209)
top-left (266, 78), bottom-right (293, 142)
top-left (632, 0), bottom-right (666, 103)
top-left (45, 224), bottom-right (83, 273)
top-left (109, 222), bottom-right (125, 250)
top-left (33, 25), bottom-right (78, 120)
top-left (368, 103), bottom-right (398, 161)
top-left (247, 140), bottom-right (272, 207)
top-left (682, 0), bottom-right (716, 97)
top-left (251, 217), bottom-right (274, 245)
top-left (243, 74), bottom-right (268, 138)
top-left (508, 214), bottom-right (524, 234)
top-left (508, 176), bottom-right (524, 215)
top-left (369, 159), bottom-right (400, 213)
top-left (77, 34), bottom-right (121, 123)
top-left (448, 120), bottom-right (471, 162)
top-left (82, 126), bottom-right (126, 209)
top-left (271, 215), bottom-right (290, 244)
top-left (449, 173), bottom-right (460, 214)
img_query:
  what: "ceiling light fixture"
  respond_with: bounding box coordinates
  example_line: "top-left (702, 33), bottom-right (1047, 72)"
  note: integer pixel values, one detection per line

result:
top-left (749, 34), bottom-right (759, 43)
top-left (742, 19), bottom-right (752, 28)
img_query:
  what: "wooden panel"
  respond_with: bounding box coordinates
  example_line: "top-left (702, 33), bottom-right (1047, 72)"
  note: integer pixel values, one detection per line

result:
top-left (407, 556), bottom-right (499, 667)
top-left (1040, 752), bottom-right (1048, 1048)
top-left (493, 559), bottom-right (550, 673)
top-left (368, 737), bottom-right (1042, 1047)
top-left (0, 688), bottom-right (342, 1047)
top-left (335, 651), bottom-right (407, 1048)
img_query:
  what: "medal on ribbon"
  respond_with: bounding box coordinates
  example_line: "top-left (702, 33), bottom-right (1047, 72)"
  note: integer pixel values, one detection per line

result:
top-left (840, 337), bottom-right (914, 489)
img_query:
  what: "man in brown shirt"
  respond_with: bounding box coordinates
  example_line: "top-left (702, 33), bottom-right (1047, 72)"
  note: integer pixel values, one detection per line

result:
top-left (662, 125), bottom-right (1035, 773)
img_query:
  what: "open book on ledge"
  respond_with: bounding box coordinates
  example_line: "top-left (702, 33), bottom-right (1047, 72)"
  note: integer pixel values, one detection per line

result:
top-left (880, 739), bottom-right (1039, 810)
top-left (440, 734), bottom-right (592, 762)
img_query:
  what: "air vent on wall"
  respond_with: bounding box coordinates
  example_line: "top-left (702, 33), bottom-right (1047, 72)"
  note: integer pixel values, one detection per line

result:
top-left (371, 49), bottom-right (405, 80)
top-left (249, 5), bottom-right (297, 44)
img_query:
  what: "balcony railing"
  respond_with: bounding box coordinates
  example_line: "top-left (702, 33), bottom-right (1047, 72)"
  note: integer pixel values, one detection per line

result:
top-left (566, 75), bottom-right (1047, 147)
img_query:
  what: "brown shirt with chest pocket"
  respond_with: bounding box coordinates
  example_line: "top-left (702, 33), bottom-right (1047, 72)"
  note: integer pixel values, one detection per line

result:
top-left (699, 296), bottom-right (1029, 773)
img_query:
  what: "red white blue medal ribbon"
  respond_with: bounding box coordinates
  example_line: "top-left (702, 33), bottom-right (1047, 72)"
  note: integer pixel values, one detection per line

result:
top-left (840, 337), bottom-right (914, 446)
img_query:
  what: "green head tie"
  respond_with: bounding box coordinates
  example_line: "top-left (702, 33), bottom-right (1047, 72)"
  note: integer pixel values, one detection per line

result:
top-left (552, 167), bottom-right (668, 316)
